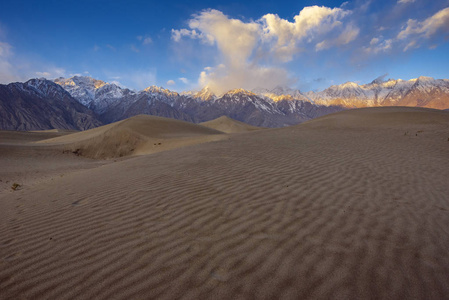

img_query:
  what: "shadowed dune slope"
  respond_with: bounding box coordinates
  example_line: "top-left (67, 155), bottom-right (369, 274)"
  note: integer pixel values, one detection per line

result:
top-left (200, 116), bottom-right (265, 133)
top-left (38, 115), bottom-right (225, 159)
top-left (1, 107), bottom-right (449, 299)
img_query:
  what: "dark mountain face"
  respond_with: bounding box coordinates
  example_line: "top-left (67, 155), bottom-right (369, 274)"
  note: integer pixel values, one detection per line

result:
top-left (3, 74), bottom-right (448, 131)
top-left (51, 76), bottom-right (349, 128)
top-left (0, 79), bottom-right (102, 131)
top-left (100, 93), bottom-right (195, 124)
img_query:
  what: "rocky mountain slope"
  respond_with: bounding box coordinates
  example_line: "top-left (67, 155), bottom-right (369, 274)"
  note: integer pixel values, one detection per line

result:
top-left (54, 76), bottom-right (343, 127)
top-left (2, 75), bottom-right (448, 131)
top-left (307, 76), bottom-right (449, 109)
top-left (0, 79), bottom-right (102, 131)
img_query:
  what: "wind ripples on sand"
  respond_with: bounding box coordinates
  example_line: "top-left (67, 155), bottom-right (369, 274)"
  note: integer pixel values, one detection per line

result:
top-left (1, 107), bottom-right (449, 299)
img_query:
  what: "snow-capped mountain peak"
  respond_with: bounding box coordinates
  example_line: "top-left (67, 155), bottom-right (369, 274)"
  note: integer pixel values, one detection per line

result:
top-left (224, 88), bottom-right (256, 97)
top-left (253, 86), bottom-right (310, 103)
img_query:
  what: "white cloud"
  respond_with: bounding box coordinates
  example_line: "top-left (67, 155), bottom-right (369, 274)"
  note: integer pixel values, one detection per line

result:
top-left (198, 64), bottom-right (293, 95)
top-left (137, 35), bottom-right (153, 45)
top-left (315, 23), bottom-right (359, 51)
top-left (364, 36), bottom-right (393, 54)
top-left (370, 37), bottom-right (380, 45)
top-left (397, 0), bottom-right (415, 4)
top-left (166, 79), bottom-right (175, 86)
top-left (36, 71), bottom-right (51, 77)
top-left (398, 7), bottom-right (449, 50)
top-left (171, 28), bottom-right (214, 45)
top-left (179, 77), bottom-right (189, 84)
top-left (34, 67), bottom-right (66, 79)
top-left (262, 6), bottom-right (352, 60)
top-left (172, 7), bottom-right (355, 93)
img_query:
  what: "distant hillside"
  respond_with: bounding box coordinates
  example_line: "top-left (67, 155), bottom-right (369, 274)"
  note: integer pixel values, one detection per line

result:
top-left (0, 79), bottom-right (102, 131)
top-left (1, 75), bottom-right (448, 131)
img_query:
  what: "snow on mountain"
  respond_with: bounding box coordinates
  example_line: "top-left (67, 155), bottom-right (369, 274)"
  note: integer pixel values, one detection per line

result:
top-left (142, 86), bottom-right (181, 106)
top-left (52, 75), bottom-right (449, 128)
top-left (24, 78), bottom-right (70, 99)
top-left (54, 76), bottom-right (136, 114)
top-left (0, 79), bottom-right (102, 130)
top-left (54, 76), bottom-right (107, 106)
top-left (308, 76), bottom-right (449, 109)
top-left (253, 86), bottom-right (312, 103)
top-left (182, 86), bottom-right (217, 101)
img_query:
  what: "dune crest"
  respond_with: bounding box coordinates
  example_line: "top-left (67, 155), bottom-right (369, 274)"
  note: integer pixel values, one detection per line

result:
top-left (200, 116), bottom-right (265, 133)
top-left (39, 115), bottom-right (225, 159)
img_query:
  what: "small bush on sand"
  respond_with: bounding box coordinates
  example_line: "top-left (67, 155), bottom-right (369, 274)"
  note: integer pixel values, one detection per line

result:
top-left (11, 183), bottom-right (21, 191)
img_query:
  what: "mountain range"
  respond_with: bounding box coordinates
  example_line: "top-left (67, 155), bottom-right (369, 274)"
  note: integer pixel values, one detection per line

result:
top-left (1, 75), bottom-right (448, 131)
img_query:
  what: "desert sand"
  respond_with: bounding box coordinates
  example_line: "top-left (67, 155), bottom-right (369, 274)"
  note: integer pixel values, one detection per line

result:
top-left (1, 107), bottom-right (449, 299)
top-left (200, 116), bottom-right (265, 133)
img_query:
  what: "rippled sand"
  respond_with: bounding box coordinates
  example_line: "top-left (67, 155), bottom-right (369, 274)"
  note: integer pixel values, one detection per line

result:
top-left (1, 107), bottom-right (448, 299)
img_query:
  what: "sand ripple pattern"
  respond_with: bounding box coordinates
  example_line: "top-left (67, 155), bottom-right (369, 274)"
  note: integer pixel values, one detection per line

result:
top-left (1, 110), bottom-right (449, 299)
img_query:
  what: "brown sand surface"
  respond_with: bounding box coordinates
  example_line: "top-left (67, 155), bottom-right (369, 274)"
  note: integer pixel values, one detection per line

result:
top-left (200, 116), bottom-right (265, 133)
top-left (1, 107), bottom-right (449, 299)
top-left (38, 114), bottom-right (225, 159)
top-left (0, 129), bottom-right (109, 195)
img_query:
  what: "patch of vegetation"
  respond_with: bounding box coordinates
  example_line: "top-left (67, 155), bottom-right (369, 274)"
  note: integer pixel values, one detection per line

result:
top-left (11, 183), bottom-right (21, 191)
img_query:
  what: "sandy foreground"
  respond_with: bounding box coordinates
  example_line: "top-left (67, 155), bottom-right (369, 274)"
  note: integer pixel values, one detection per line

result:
top-left (0, 107), bottom-right (448, 299)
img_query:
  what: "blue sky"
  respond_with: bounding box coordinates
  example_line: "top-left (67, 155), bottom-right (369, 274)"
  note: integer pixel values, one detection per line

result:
top-left (0, 0), bottom-right (448, 93)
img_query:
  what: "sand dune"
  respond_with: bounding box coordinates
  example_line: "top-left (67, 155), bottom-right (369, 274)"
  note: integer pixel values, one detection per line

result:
top-left (302, 106), bottom-right (449, 128)
top-left (39, 114), bottom-right (225, 159)
top-left (200, 116), bottom-right (265, 133)
top-left (1, 107), bottom-right (449, 299)
top-left (0, 129), bottom-right (108, 195)
top-left (0, 129), bottom-right (75, 144)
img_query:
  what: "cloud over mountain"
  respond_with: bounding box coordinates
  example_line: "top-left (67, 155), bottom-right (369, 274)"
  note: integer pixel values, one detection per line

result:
top-left (398, 7), bottom-right (449, 51)
top-left (172, 6), bottom-right (356, 94)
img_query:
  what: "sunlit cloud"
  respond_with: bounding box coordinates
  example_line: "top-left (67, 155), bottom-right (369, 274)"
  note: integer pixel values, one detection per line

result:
top-left (35, 71), bottom-right (51, 77)
top-left (398, 7), bottom-right (449, 51)
top-left (179, 77), bottom-right (189, 84)
top-left (315, 23), bottom-right (360, 51)
top-left (166, 79), bottom-right (175, 86)
top-left (172, 6), bottom-right (356, 93)
top-left (363, 36), bottom-right (393, 54)
top-left (261, 6), bottom-right (353, 60)
top-left (198, 63), bottom-right (293, 95)
top-left (34, 67), bottom-right (66, 79)
top-left (171, 28), bottom-right (214, 45)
